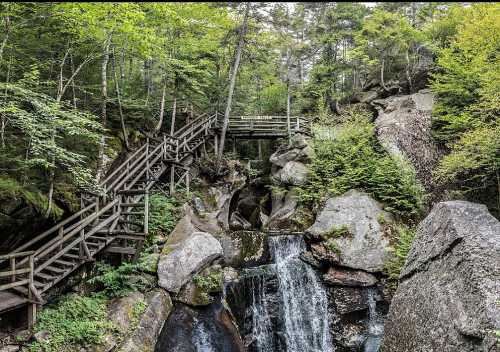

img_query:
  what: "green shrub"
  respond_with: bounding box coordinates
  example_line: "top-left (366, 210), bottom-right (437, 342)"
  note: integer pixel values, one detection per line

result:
top-left (148, 192), bottom-right (185, 237)
top-left (324, 239), bottom-right (341, 255)
top-left (88, 262), bottom-right (152, 298)
top-left (384, 224), bottom-right (417, 283)
top-left (193, 270), bottom-right (222, 303)
top-left (28, 294), bottom-right (114, 352)
top-left (296, 111), bottom-right (425, 218)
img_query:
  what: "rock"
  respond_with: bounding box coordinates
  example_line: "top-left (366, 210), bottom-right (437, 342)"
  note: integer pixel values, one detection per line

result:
top-left (323, 267), bottom-right (377, 287)
top-left (191, 196), bottom-right (206, 214)
top-left (272, 161), bottom-right (309, 186)
top-left (158, 232), bottom-right (223, 294)
top-left (155, 301), bottom-right (245, 352)
top-left (354, 88), bottom-right (381, 103)
top-left (218, 230), bottom-right (269, 267)
top-left (138, 253), bottom-right (159, 274)
top-left (229, 211), bottom-right (252, 231)
top-left (175, 265), bottom-right (222, 306)
top-left (222, 266), bottom-right (239, 284)
top-left (372, 89), bottom-right (442, 190)
top-left (266, 189), bottom-right (300, 231)
top-left (0, 346), bottom-right (20, 352)
top-left (310, 242), bottom-right (340, 264)
top-left (117, 289), bottom-right (173, 352)
top-left (33, 330), bottom-right (50, 344)
top-left (306, 190), bottom-right (394, 272)
top-left (290, 133), bottom-right (309, 149)
top-left (108, 292), bottom-right (146, 333)
top-left (299, 251), bottom-right (321, 269)
top-left (381, 201), bottom-right (500, 352)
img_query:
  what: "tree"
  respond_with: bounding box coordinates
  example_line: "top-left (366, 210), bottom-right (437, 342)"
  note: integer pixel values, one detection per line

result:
top-left (218, 2), bottom-right (250, 160)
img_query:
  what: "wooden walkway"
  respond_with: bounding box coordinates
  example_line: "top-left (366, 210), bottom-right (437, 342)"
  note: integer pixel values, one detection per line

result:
top-left (0, 112), bottom-right (309, 326)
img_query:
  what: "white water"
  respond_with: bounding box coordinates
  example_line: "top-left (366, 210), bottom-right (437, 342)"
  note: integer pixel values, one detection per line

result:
top-left (363, 287), bottom-right (384, 352)
top-left (248, 235), bottom-right (334, 352)
top-left (192, 317), bottom-right (216, 352)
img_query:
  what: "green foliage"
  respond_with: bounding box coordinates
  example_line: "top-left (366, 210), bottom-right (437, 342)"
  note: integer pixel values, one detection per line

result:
top-left (193, 270), bottom-right (222, 303)
top-left (384, 224), bottom-right (416, 283)
top-left (88, 262), bottom-right (152, 298)
top-left (149, 192), bottom-right (185, 237)
top-left (430, 3), bottom-right (500, 215)
top-left (28, 294), bottom-right (114, 352)
top-left (323, 225), bottom-right (351, 240)
top-left (296, 108), bottom-right (425, 218)
top-left (324, 239), bottom-right (341, 255)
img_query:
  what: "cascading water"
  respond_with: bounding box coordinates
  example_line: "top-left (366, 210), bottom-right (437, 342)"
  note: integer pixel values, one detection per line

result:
top-left (246, 235), bottom-right (334, 352)
top-left (192, 317), bottom-right (216, 352)
top-left (363, 287), bottom-right (384, 352)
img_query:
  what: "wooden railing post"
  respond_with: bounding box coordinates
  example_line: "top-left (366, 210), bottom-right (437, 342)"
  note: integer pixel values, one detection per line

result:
top-left (144, 191), bottom-right (149, 235)
top-left (28, 254), bottom-right (36, 327)
top-left (10, 257), bottom-right (15, 283)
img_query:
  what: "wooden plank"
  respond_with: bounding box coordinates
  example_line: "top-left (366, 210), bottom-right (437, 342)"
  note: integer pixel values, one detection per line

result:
top-left (106, 247), bottom-right (136, 255)
top-left (0, 291), bottom-right (28, 313)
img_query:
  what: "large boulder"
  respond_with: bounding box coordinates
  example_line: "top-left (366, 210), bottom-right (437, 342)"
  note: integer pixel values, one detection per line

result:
top-left (265, 189), bottom-right (313, 231)
top-left (218, 230), bottom-right (269, 267)
top-left (118, 289), bottom-right (173, 352)
top-left (372, 89), bottom-right (442, 190)
top-left (323, 267), bottom-right (378, 287)
top-left (158, 232), bottom-right (223, 294)
top-left (271, 161), bottom-right (309, 186)
top-left (155, 301), bottom-right (245, 352)
top-left (381, 201), bottom-right (500, 352)
top-left (306, 190), bottom-right (394, 272)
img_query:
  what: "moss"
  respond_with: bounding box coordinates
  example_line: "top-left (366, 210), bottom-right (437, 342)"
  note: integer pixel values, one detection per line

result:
top-left (322, 224), bottom-right (351, 240)
top-left (324, 239), bottom-right (341, 255)
top-left (193, 270), bottom-right (223, 303)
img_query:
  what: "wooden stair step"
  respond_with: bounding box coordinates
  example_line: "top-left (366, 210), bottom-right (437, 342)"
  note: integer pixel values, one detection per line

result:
top-left (36, 272), bottom-right (57, 281)
top-left (62, 253), bottom-right (81, 260)
top-left (121, 212), bottom-right (144, 216)
top-left (44, 265), bottom-right (67, 274)
top-left (54, 259), bottom-right (77, 267)
top-left (120, 203), bottom-right (145, 208)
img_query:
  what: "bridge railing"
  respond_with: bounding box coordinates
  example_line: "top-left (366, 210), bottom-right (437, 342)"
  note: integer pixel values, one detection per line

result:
top-left (217, 115), bottom-right (311, 136)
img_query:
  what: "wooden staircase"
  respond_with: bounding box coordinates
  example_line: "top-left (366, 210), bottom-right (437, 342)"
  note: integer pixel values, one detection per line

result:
top-left (0, 112), bottom-right (310, 328)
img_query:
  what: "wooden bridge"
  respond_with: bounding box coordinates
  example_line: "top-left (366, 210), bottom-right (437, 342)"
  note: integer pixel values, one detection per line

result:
top-left (0, 113), bottom-right (310, 329)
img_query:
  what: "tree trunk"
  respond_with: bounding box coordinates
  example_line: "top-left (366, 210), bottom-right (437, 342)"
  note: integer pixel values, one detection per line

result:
top-left (155, 75), bottom-right (167, 132)
top-left (170, 88), bottom-right (177, 136)
top-left (286, 81), bottom-right (291, 143)
top-left (96, 36), bottom-right (111, 183)
top-left (380, 58), bottom-right (388, 91)
top-left (112, 48), bottom-right (129, 149)
top-left (1, 54), bottom-right (12, 148)
top-left (405, 48), bottom-right (413, 92)
top-left (218, 2), bottom-right (250, 159)
top-left (0, 14), bottom-right (10, 64)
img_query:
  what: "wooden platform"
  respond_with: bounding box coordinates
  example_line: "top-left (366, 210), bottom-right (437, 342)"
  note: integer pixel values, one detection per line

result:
top-left (0, 292), bottom-right (28, 313)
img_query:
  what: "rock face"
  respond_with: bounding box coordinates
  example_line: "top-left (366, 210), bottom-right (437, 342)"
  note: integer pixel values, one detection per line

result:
top-left (118, 290), bottom-right (173, 352)
top-left (219, 230), bottom-right (269, 267)
top-left (272, 161), bottom-right (309, 186)
top-left (372, 89), bottom-right (442, 189)
top-left (158, 232), bottom-right (223, 294)
top-left (306, 190), bottom-right (394, 272)
top-left (155, 301), bottom-right (245, 352)
top-left (323, 267), bottom-right (378, 287)
top-left (382, 201), bottom-right (500, 352)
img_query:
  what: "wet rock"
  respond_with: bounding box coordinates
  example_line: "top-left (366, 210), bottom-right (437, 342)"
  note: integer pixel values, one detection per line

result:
top-left (306, 190), bottom-right (394, 272)
top-left (229, 211), bottom-right (252, 231)
top-left (323, 267), bottom-right (378, 287)
top-left (310, 242), bottom-right (340, 264)
top-left (108, 292), bottom-right (146, 332)
top-left (155, 301), bottom-right (245, 352)
top-left (299, 251), bottom-right (321, 268)
top-left (372, 89), bottom-right (442, 190)
top-left (272, 161), bottom-right (309, 186)
top-left (218, 230), bottom-right (269, 267)
top-left (266, 189), bottom-right (311, 231)
top-left (175, 265), bottom-right (222, 307)
top-left (118, 289), bottom-right (173, 352)
top-left (158, 232), bottom-right (223, 294)
top-left (222, 266), bottom-right (239, 284)
top-left (382, 201), bottom-right (500, 352)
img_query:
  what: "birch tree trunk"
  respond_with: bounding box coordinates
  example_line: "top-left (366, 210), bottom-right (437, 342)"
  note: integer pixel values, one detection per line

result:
top-left (170, 88), bottom-right (177, 136)
top-left (218, 2), bottom-right (250, 159)
top-left (96, 36), bottom-right (111, 183)
top-left (112, 49), bottom-right (129, 149)
top-left (155, 75), bottom-right (167, 132)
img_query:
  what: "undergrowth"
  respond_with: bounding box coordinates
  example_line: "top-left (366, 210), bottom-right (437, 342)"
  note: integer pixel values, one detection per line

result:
top-left (383, 224), bottom-right (417, 284)
top-left (295, 109), bottom-right (425, 218)
top-left (28, 294), bottom-right (114, 352)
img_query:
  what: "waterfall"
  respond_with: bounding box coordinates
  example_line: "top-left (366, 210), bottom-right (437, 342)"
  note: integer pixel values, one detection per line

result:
top-left (363, 287), bottom-right (384, 352)
top-left (192, 317), bottom-right (216, 352)
top-left (247, 235), bottom-right (334, 352)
